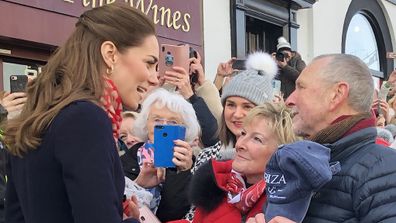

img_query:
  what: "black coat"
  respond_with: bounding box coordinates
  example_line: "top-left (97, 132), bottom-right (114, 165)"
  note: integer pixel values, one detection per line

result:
top-left (5, 101), bottom-right (137, 223)
top-left (188, 94), bottom-right (218, 147)
top-left (120, 143), bottom-right (192, 222)
top-left (303, 127), bottom-right (396, 223)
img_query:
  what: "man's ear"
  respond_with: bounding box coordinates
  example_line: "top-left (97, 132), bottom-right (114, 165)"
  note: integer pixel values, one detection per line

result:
top-left (101, 41), bottom-right (118, 71)
top-left (329, 82), bottom-right (349, 111)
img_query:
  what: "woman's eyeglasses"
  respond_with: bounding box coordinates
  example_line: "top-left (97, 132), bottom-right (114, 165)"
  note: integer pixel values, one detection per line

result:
top-left (149, 117), bottom-right (182, 126)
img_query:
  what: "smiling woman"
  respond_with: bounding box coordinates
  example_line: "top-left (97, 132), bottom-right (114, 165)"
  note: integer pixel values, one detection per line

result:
top-left (3, 5), bottom-right (159, 223)
top-left (190, 52), bottom-right (278, 176)
top-left (169, 102), bottom-right (298, 223)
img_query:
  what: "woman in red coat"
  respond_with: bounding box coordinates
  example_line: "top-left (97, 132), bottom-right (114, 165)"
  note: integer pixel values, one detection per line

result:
top-left (170, 102), bottom-right (298, 223)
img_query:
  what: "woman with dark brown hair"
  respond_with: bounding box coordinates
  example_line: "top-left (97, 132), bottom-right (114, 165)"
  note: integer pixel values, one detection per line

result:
top-left (3, 5), bottom-right (159, 223)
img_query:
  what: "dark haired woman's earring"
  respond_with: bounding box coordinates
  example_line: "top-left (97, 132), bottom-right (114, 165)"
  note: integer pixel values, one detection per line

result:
top-left (106, 65), bottom-right (114, 75)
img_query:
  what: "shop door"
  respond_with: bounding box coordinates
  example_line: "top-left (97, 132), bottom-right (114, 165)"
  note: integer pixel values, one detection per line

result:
top-left (245, 16), bottom-right (283, 55)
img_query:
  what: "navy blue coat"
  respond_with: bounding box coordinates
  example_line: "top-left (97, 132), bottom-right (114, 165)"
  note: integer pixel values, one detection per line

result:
top-left (5, 101), bottom-right (138, 223)
top-left (303, 127), bottom-right (396, 223)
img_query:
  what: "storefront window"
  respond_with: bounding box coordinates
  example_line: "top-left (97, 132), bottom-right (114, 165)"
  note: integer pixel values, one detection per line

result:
top-left (345, 13), bottom-right (380, 71)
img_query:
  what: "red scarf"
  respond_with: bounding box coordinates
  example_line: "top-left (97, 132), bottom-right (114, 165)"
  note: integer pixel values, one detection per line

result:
top-left (100, 78), bottom-right (123, 142)
top-left (226, 170), bottom-right (266, 214)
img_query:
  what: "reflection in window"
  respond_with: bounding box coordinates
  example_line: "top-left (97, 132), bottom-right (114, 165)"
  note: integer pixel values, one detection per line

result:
top-left (345, 13), bottom-right (380, 71)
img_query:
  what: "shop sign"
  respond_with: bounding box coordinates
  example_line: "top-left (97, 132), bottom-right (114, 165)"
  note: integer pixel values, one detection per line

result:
top-left (5, 0), bottom-right (202, 47)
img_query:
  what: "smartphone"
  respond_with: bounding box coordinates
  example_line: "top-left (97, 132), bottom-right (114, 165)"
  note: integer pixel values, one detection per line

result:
top-left (10, 75), bottom-right (28, 93)
top-left (189, 47), bottom-right (199, 85)
top-left (139, 205), bottom-right (161, 223)
top-left (272, 79), bottom-right (282, 97)
top-left (232, 59), bottom-right (246, 70)
top-left (378, 81), bottom-right (392, 115)
top-left (158, 44), bottom-right (190, 91)
top-left (153, 125), bottom-right (186, 168)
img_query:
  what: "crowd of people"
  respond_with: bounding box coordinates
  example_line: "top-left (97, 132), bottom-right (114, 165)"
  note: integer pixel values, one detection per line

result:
top-left (1, 4), bottom-right (396, 223)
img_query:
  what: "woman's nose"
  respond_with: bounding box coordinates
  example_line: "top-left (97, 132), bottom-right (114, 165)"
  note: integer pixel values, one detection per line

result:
top-left (234, 107), bottom-right (245, 118)
top-left (149, 71), bottom-right (160, 86)
top-left (235, 136), bottom-right (247, 151)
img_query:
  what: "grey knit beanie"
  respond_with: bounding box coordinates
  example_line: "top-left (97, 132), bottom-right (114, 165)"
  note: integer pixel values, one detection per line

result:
top-left (221, 52), bottom-right (278, 105)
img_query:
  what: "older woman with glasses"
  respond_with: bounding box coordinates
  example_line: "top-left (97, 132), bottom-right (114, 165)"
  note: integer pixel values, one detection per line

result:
top-left (120, 88), bottom-right (200, 222)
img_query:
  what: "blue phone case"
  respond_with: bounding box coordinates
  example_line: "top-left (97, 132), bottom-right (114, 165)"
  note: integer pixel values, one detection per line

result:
top-left (153, 125), bottom-right (186, 168)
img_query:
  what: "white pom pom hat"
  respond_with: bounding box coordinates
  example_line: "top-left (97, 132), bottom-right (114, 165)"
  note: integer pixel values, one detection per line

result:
top-left (221, 52), bottom-right (278, 105)
top-left (277, 36), bottom-right (291, 51)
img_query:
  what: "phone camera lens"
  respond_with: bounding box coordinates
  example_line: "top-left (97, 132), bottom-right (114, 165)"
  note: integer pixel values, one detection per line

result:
top-left (165, 52), bottom-right (174, 67)
top-left (163, 133), bottom-right (168, 137)
top-left (140, 216), bottom-right (146, 221)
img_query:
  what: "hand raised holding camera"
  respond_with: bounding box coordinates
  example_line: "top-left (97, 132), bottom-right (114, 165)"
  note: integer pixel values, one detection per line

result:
top-left (271, 52), bottom-right (287, 68)
top-left (189, 51), bottom-right (205, 86)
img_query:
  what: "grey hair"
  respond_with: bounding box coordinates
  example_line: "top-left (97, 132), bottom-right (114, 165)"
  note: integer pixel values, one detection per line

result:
top-left (313, 54), bottom-right (374, 113)
top-left (133, 88), bottom-right (201, 144)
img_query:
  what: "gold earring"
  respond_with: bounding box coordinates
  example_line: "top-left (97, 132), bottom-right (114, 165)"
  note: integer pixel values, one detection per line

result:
top-left (106, 65), bottom-right (114, 75)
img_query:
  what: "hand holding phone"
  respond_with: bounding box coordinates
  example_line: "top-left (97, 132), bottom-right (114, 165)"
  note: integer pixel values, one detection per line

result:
top-left (172, 139), bottom-right (194, 171)
top-left (10, 75), bottom-right (28, 93)
top-left (232, 59), bottom-right (246, 70)
top-left (378, 81), bottom-right (392, 115)
top-left (153, 125), bottom-right (186, 168)
top-left (158, 44), bottom-right (190, 92)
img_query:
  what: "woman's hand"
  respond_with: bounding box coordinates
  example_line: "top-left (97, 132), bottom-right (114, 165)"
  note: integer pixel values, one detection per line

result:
top-left (189, 51), bottom-right (205, 86)
top-left (216, 57), bottom-right (236, 77)
top-left (164, 66), bottom-right (194, 99)
top-left (123, 195), bottom-right (140, 220)
top-left (172, 139), bottom-right (193, 171)
top-left (1, 92), bottom-right (27, 113)
top-left (372, 99), bottom-right (390, 124)
top-left (135, 162), bottom-right (165, 188)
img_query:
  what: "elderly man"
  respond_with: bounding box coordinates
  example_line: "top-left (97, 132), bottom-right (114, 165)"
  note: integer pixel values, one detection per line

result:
top-left (284, 54), bottom-right (396, 222)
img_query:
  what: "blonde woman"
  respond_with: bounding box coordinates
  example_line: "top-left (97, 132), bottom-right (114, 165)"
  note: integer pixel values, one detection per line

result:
top-left (170, 102), bottom-right (298, 223)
